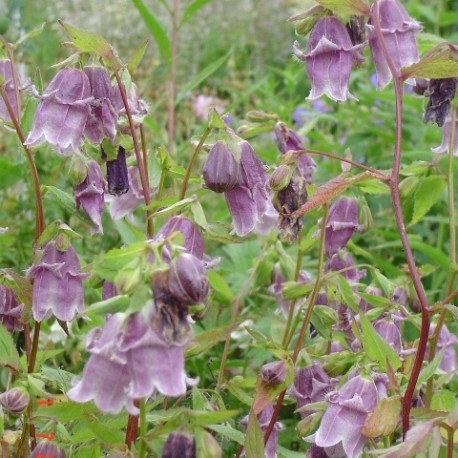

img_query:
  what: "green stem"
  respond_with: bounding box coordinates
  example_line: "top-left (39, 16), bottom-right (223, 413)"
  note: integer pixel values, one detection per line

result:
top-left (138, 399), bottom-right (147, 458)
top-left (140, 124), bottom-right (154, 236)
top-left (179, 126), bottom-right (212, 200)
top-left (167, 0), bottom-right (179, 153)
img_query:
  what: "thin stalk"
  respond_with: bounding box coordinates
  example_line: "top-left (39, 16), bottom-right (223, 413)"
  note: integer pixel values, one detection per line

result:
top-left (372, 0), bottom-right (430, 436)
top-left (167, 0), bottom-right (179, 153)
top-left (138, 399), bottom-right (147, 458)
top-left (140, 124), bottom-right (154, 236)
top-left (179, 125), bottom-right (212, 199)
top-left (425, 107), bottom-right (458, 405)
top-left (262, 206), bottom-right (328, 447)
top-left (113, 70), bottom-right (153, 238)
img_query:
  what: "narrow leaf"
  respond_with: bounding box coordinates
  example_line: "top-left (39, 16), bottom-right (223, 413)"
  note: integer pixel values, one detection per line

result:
top-left (175, 50), bottom-right (232, 105)
top-left (0, 323), bottom-right (20, 370)
top-left (180, 0), bottom-right (212, 26)
top-left (81, 295), bottom-right (131, 317)
top-left (127, 39), bottom-right (149, 73)
top-left (315, 0), bottom-right (370, 16)
top-left (131, 0), bottom-right (171, 63)
top-left (245, 411), bottom-right (265, 458)
top-left (411, 175), bottom-right (446, 225)
top-left (415, 348), bottom-right (445, 389)
top-left (208, 270), bottom-right (234, 301)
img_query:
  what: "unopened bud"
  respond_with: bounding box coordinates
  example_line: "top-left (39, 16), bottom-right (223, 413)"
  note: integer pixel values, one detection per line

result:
top-left (246, 110), bottom-right (279, 123)
top-left (31, 441), bottom-right (66, 458)
top-left (162, 432), bottom-right (196, 458)
top-left (114, 260), bottom-right (142, 293)
top-left (68, 155), bottom-right (88, 185)
top-left (261, 360), bottom-right (287, 386)
top-left (196, 430), bottom-right (222, 458)
top-left (269, 165), bottom-right (293, 192)
top-left (0, 387), bottom-right (29, 415)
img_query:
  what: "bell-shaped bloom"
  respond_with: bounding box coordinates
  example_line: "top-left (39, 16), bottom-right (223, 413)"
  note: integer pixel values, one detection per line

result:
top-left (312, 373), bottom-right (388, 458)
top-left (106, 146), bottom-right (129, 196)
top-left (0, 59), bottom-right (19, 122)
top-left (0, 285), bottom-right (23, 332)
top-left (162, 432), bottom-right (196, 458)
top-left (31, 441), bottom-right (66, 458)
top-left (325, 251), bottom-right (366, 284)
top-left (0, 387), bottom-right (30, 415)
top-left (74, 160), bottom-right (105, 234)
top-left (261, 360), bottom-right (287, 386)
top-left (83, 66), bottom-right (117, 144)
top-left (225, 141), bottom-right (277, 236)
top-left (67, 314), bottom-right (136, 414)
top-left (168, 253), bottom-right (209, 305)
top-left (423, 78), bottom-right (457, 127)
top-left (289, 363), bottom-right (337, 419)
top-left (373, 316), bottom-right (402, 353)
top-left (27, 241), bottom-right (87, 322)
top-left (432, 109), bottom-right (458, 156)
top-left (293, 17), bottom-right (364, 102)
top-left (203, 141), bottom-right (241, 193)
top-left (24, 68), bottom-right (92, 155)
top-left (324, 197), bottom-right (361, 257)
top-left (368, 0), bottom-right (421, 89)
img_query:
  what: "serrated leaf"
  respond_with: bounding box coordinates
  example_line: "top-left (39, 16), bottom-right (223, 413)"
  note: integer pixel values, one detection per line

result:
top-left (131, 0), bottom-right (171, 63)
top-left (84, 418), bottom-right (126, 444)
top-left (175, 49), bottom-right (232, 105)
top-left (35, 401), bottom-right (97, 423)
top-left (411, 175), bottom-right (446, 225)
top-left (180, 0), bottom-right (212, 26)
top-left (127, 39), bottom-right (149, 73)
top-left (315, 0), bottom-right (370, 16)
top-left (0, 323), bottom-right (20, 370)
top-left (359, 314), bottom-right (401, 371)
top-left (245, 410), bottom-right (265, 458)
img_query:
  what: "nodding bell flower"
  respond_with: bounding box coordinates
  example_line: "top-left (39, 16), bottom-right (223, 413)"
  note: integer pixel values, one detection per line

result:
top-left (423, 78), bottom-right (457, 127)
top-left (0, 59), bottom-right (19, 122)
top-left (368, 0), bottom-right (421, 89)
top-left (74, 160), bottom-right (105, 234)
top-left (432, 108), bottom-right (458, 156)
top-left (426, 324), bottom-right (458, 373)
top-left (31, 441), bottom-right (66, 458)
top-left (24, 68), bottom-right (92, 155)
top-left (27, 239), bottom-right (87, 322)
top-left (84, 66), bottom-right (118, 144)
top-left (0, 387), bottom-right (30, 415)
top-left (106, 146), bottom-right (129, 196)
top-left (203, 140), bottom-right (241, 193)
top-left (161, 432), bottom-right (196, 458)
top-left (293, 17), bottom-right (364, 102)
top-left (261, 360), bottom-right (288, 386)
top-left (0, 285), bottom-right (23, 332)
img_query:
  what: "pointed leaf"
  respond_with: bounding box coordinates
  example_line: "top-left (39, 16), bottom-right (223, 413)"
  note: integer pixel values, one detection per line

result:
top-left (315, 0), bottom-right (370, 16)
top-left (411, 176), bottom-right (446, 225)
top-left (127, 39), bottom-right (149, 73)
top-left (245, 411), bottom-right (265, 458)
top-left (0, 323), bottom-right (20, 370)
top-left (180, 0), bottom-right (213, 26)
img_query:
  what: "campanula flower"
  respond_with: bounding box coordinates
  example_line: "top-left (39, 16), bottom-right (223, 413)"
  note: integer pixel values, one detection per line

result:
top-left (432, 108), bottom-right (458, 156)
top-left (0, 285), bottom-right (23, 332)
top-left (0, 387), bottom-right (29, 415)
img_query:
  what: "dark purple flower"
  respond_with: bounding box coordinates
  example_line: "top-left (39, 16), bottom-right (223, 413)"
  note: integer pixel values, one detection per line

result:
top-left (312, 373), bottom-right (388, 458)
top-left (24, 68), bottom-right (92, 155)
top-left (203, 140), bottom-right (241, 193)
top-left (293, 17), bottom-right (364, 102)
top-left (423, 78), bottom-right (457, 127)
top-left (0, 59), bottom-right (18, 122)
top-left (324, 197), bottom-right (361, 257)
top-left (0, 285), bottom-right (23, 332)
top-left (432, 109), bottom-right (458, 156)
top-left (28, 241), bottom-right (87, 322)
top-left (368, 0), bottom-right (421, 89)
top-left (31, 441), bottom-right (66, 458)
top-left (162, 432), bottom-right (196, 458)
top-left (108, 166), bottom-right (144, 219)
top-left (106, 146), bottom-right (129, 196)
top-left (289, 363), bottom-right (337, 419)
top-left (0, 387), bottom-right (29, 415)
top-left (168, 253), bottom-right (208, 305)
top-left (83, 66), bottom-right (117, 144)
top-left (74, 160), bottom-right (105, 234)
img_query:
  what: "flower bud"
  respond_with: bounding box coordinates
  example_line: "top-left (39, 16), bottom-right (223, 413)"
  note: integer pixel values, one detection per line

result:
top-left (261, 360), bottom-right (287, 386)
top-left (203, 141), bottom-right (241, 193)
top-left (106, 146), bottom-right (129, 196)
top-left (162, 432), bottom-right (196, 458)
top-left (0, 387), bottom-right (29, 415)
top-left (31, 441), bottom-right (66, 458)
top-left (0, 285), bottom-right (23, 332)
top-left (114, 260), bottom-right (142, 293)
top-left (269, 165), bottom-right (294, 192)
top-left (168, 254), bottom-right (208, 305)
top-left (68, 155), bottom-right (88, 185)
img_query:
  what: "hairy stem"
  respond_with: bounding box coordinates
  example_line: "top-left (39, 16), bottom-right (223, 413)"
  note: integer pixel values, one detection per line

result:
top-left (372, 0), bottom-right (430, 436)
top-left (167, 0), bottom-right (179, 153)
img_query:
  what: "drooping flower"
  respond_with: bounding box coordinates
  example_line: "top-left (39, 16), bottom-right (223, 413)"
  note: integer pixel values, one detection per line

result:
top-left (368, 0), bottom-right (421, 89)
top-left (325, 251), bottom-right (366, 284)
top-left (0, 285), bottom-right (23, 332)
top-left (74, 160), bottom-right (105, 234)
top-left (432, 108), bottom-right (458, 156)
top-left (0, 59), bottom-right (18, 122)
top-left (31, 441), bottom-right (66, 458)
top-left (0, 387), bottom-right (30, 415)
top-left (373, 316), bottom-right (402, 353)
top-left (83, 66), bottom-right (118, 144)
top-left (162, 432), bottom-right (196, 458)
top-left (24, 68), bottom-right (92, 155)
top-left (426, 324), bottom-right (458, 373)
top-left (311, 372), bottom-right (388, 458)
top-left (293, 17), bottom-right (364, 102)
top-left (106, 146), bottom-right (130, 196)
top-left (28, 240), bottom-right (87, 322)
top-left (261, 360), bottom-right (288, 386)
top-left (423, 78), bottom-right (457, 127)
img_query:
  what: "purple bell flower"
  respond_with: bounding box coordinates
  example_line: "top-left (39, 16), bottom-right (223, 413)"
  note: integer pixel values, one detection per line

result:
top-left (0, 387), bottom-right (30, 415)
top-left (325, 251), bottom-right (366, 284)
top-left (162, 432), bottom-right (196, 458)
top-left (261, 360), bottom-right (288, 386)
top-left (368, 0), bottom-right (421, 89)
top-left (74, 160), bottom-right (105, 234)
top-left (312, 372), bottom-right (388, 458)
top-left (426, 324), bottom-right (458, 373)
top-left (24, 68), bottom-right (92, 155)
top-left (106, 146), bottom-right (129, 196)
top-left (0, 285), bottom-right (23, 332)
top-left (324, 197), bottom-right (361, 257)
top-left (293, 17), bottom-right (364, 102)
top-left (432, 108), bottom-right (458, 156)
top-left (31, 441), bottom-right (66, 458)
top-left (28, 241), bottom-right (87, 322)
top-left (0, 59), bottom-right (18, 122)
top-left (373, 316), bottom-right (402, 353)
top-left (83, 66), bottom-right (117, 144)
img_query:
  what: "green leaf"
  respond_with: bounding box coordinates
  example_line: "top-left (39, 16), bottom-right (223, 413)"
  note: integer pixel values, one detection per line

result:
top-left (411, 175), bottom-right (446, 225)
top-left (0, 269), bottom-right (33, 309)
top-left (150, 196), bottom-right (195, 216)
top-left (208, 424), bottom-right (244, 445)
top-left (334, 275), bottom-right (358, 312)
top-left (131, 0), bottom-right (171, 63)
top-left (35, 401), bottom-right (97, 423)
top-left (83, 417), bottom-right (126, 444)
top-left (127, 39), bottom-right (149, 73)
top-left (208, 270), bottom-right (234, 301)
top-left (315, 0), bottom-right (370, 16)
top-left (191, 409), bottom-right (240, 426)
top-left (175, 49), bottom-right (232, 105)
top-left (245, 410), bottom-right (265, 458)
top-left (0, 323), bottom-right (20, 370)
top-left (415, 348), bottom-right (445, 389)
top-left (180, 0), bottom-right (212, 26)
top-left (81, 295), bottom-right (130, 317)
top-left (186, 324), bottom-right (233, 357)
top-left (0, 158), bottom-right (23, 190)
top-left (359, 314), bottom-right (401, 371)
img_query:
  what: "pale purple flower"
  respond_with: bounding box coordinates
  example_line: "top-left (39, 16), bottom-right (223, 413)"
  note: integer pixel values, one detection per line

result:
top-left (113, 80), bottom-right (148, 129)
top-left (431, 109), bottom-right (458, 156)
top-left (0, 285), bottom-right (23, 332)
top-left (426, 324), bottom-right (458, 373)
top-left (24, 68), bottom-right (92, 155)
top-left (31, 441), bottom-right (66, 458)
top-left (368, 0), bottom-right (421, 89)
top-left (192, 94), bottom-right (226, 120)
top-left (325, 251), bottom-right (366, 284)
top-left (102, 280), bottom-right (117, 300)
top-left (0, 387), bottom-right (29, 415)
top-left (83, 66), bottom-right (117, 144)
top-left (108, 166), bottom-right (144, 219)
top-left (74, 160), bottom-right (105, 234)
top-left (28, 241), bottom-right (87, 322)
top-left (374, 316), bottom-right (402, 353)
top-left (312, 373), bottom-right (388, 458)
top-left (0, 59), bottom-right (18, 122)
top-left (293, 17), bottom-right (364, 102)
